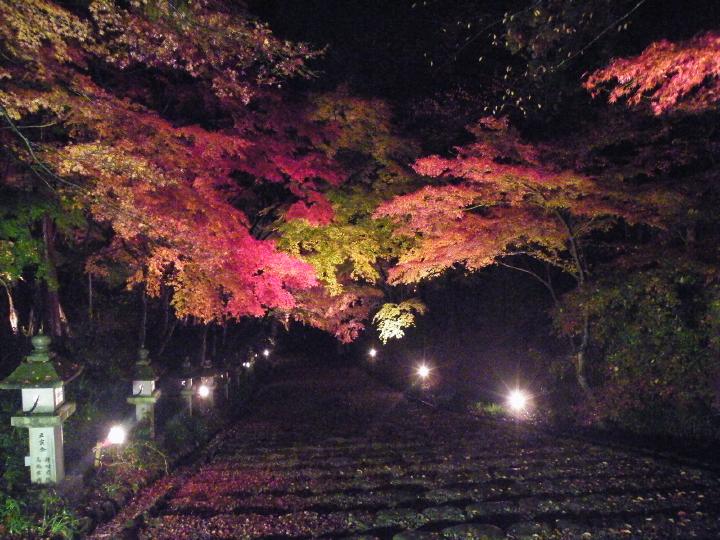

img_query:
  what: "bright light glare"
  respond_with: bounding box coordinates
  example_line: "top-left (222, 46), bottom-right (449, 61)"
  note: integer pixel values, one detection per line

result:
top-left (262, 349), bottom-right (270, 357)
top-left (368, 348), bottom-right (377, 358)
top-left (198, 384), bottom-right (210, 398)
top-left (242, 361), bottom-right (252, 368)
top-left (107, 425), bottom-right (126, 445)
top-left (507, 389), bottom-right (528, 412)
top-left (417, 364), bottom-right (430, 379)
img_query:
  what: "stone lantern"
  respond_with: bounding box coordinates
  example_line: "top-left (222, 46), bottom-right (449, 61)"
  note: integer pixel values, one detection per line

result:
top-left (228, 351), bottom-right (253, 401)
top-left (218, 357), bottom-right (231, 401)
top-left (197, 357), bottom-right (218, 407)
top-left (126, 348), bottom-right (161, 436)
top-left (0, 334), bottom-right (80, 484)
top-left (179, 356), bottom-right (195, 416)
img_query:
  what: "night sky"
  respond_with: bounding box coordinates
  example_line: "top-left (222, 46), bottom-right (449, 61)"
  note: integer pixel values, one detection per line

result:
top-left (251, 0), bottom-right (720, 100)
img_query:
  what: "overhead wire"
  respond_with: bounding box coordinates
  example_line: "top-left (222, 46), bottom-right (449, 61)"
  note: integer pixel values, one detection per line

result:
top-left (552, 0), bottom-right (650, 72)
top-left (431, 0), bottom-right (543, 77)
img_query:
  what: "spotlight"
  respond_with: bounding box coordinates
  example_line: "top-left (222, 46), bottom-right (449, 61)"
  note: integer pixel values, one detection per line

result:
top-left (106, 425), bottom-right (126, 445)
top-left (368, 348), bottom-right (377, 358)
top-left (198, 384), bottom-right (210, 398)
top-left (262, 349), bottom-right (270, 358)
top-left (507, 389), bottom-right (528, 412)
top-left (417, 364), bottom-right (430, 379)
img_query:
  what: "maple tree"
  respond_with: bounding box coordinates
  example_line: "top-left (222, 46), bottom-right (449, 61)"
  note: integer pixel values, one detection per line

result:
top-left (1, 1), bottom-right (440, 346)
top-left (395, 0), bottom-right (654, 126)
top-left (377, 116), bottom-right (668, 283)
top-left (585, 31), bottom-right (720, 115)
top-left (3, 3), bottom-right (720, 530)
top-left (275, 90), bottom-right (421, 341)
top-left (375, 114), bottom-right (687, 394)
top-left (0, 0), bottom-right (347, 334)
top-left (559, 74), bottom-right (720, 424)
top-left (372, 299), bottom-right (428, 344)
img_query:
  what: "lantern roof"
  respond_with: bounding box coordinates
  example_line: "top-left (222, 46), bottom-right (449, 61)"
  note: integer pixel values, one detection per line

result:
top-left (0, 334), bottom-right (82, 389)
top-left (132, 347), bottom-right (158, 381)
top-left (199, 357), bottom-right (220, 377)
top-left (179, 356), bottom-right (197, 378)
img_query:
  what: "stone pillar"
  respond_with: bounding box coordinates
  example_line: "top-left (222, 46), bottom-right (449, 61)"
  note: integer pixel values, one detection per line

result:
top-left (25, 425), bottom-right (64, 483)
top-left (0, 334), bottom-right (78, 484)
top-left (197, 358), bottom-right (217, 410)
top-left (180, 379), bottom-right (194, 416)
top-left (180, 357), bottom-right (195, 416)
top-left (198, 376), bottom-right (215, 408)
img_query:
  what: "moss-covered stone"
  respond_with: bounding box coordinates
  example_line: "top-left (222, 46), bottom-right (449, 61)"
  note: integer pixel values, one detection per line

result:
top-left (393, 531), bottom-right (437, 540)
top-left (374, 508), bottom-right (427, 529)
top-left (465, 500), bottom-right (519, 518)
top-left (441, 523), bottom-right (505, 539)
top-left (506, 521), bottom-right (552, 539)
top-left (0, 334), bottom-right (80, 389)
top-left (0, 360), bottom-right (63, 388)
top-left (422, 505), bottom-right (465, 523)
top-left (10, 402), bottom-right (76, 427)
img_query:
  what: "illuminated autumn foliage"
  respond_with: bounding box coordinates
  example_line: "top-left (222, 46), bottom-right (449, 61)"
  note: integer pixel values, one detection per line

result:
top-left (375, 117), bottom-right (664, 285)
top-left (585, 31), bottom-right (720, 115)
top-left (276, 90), bottom-right (420, 340)
top-left (0, 0), bottom-right (719, 436)
top-left (0, 0), bottom-right (345, 324)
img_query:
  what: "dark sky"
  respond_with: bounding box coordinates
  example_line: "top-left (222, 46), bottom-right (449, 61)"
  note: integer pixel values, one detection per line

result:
top-left (249, 0), bottom-right (454, 98)
top-left (250, 0), bottom-right (720, 103)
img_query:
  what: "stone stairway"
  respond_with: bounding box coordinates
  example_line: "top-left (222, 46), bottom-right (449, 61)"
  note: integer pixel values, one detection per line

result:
top-left (98, 366), bottom-right (720, 539)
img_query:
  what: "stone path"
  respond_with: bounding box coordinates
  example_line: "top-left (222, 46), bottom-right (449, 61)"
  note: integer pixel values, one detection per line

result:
top-left (96, 366), bottom-right (720, 539)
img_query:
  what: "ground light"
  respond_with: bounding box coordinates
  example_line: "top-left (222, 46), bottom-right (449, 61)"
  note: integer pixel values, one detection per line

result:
top-left (507, 389), bottom-right (529, 413)
top-left (95, 424), bottom-right (127, 466)
top-left (417, 364), bottom-right (431, 379)
top-left (368, 348), bottom-right (377, 358)
top-left (198, 384), bottom-right (211, 398)
top-left (107, 425), bottom-right (127, 445)
top-left (263, 349), bottom-right (270, 358)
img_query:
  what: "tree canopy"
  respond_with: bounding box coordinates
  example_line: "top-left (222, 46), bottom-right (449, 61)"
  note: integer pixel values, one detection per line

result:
top-left (2, 0), bottom-right (720, 431)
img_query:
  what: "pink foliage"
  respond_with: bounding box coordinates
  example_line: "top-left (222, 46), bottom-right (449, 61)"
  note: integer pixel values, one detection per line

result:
top-left (376, 118), bottom-right (594, 282)
top-left (285, 192), bottom-right (335, 225)
top-left (292, 286), bottom-right (384, 342)
top-left (585, 32), bottom-right (720, 114)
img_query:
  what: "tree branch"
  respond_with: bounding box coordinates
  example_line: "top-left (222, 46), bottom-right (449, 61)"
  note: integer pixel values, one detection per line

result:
top-left (496, 260), bottom-right (558, 305)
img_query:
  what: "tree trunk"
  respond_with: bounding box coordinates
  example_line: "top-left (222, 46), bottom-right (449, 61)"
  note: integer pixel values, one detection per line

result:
top-left (686, 223), bottom-right (697, 256)
top-left (42, 215), bottom-right (70, 338)
top-left (1, 281), bottom-right (19, 335)
top-left (574, 310), bottom-right (593, 400)
top-left (87, 273), bottom-right (93, 322)
top-left (200, 324), bottom-right (208, 362)
top-left (156, 318), bottom-right (177, 358)
top-left (211, 324), bottom-right (217, 360)
top-left (139, 283), bottom-right (148, 349)
top-left (160, 285), bottom-right (170, 337)
top-left (557, 213), bottom-right (594, 401)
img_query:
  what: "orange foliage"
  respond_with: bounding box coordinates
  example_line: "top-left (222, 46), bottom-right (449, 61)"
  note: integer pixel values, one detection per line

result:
top-left (585, 32), bottom-right (720, 115)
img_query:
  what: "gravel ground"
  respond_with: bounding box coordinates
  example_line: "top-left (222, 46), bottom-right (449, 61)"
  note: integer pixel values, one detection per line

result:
top-left (94, 366), bottom-right (720, 539)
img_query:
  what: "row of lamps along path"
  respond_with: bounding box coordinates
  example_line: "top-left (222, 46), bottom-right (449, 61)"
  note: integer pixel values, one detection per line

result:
top-left (0, 333), bottom-right (261, 485)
